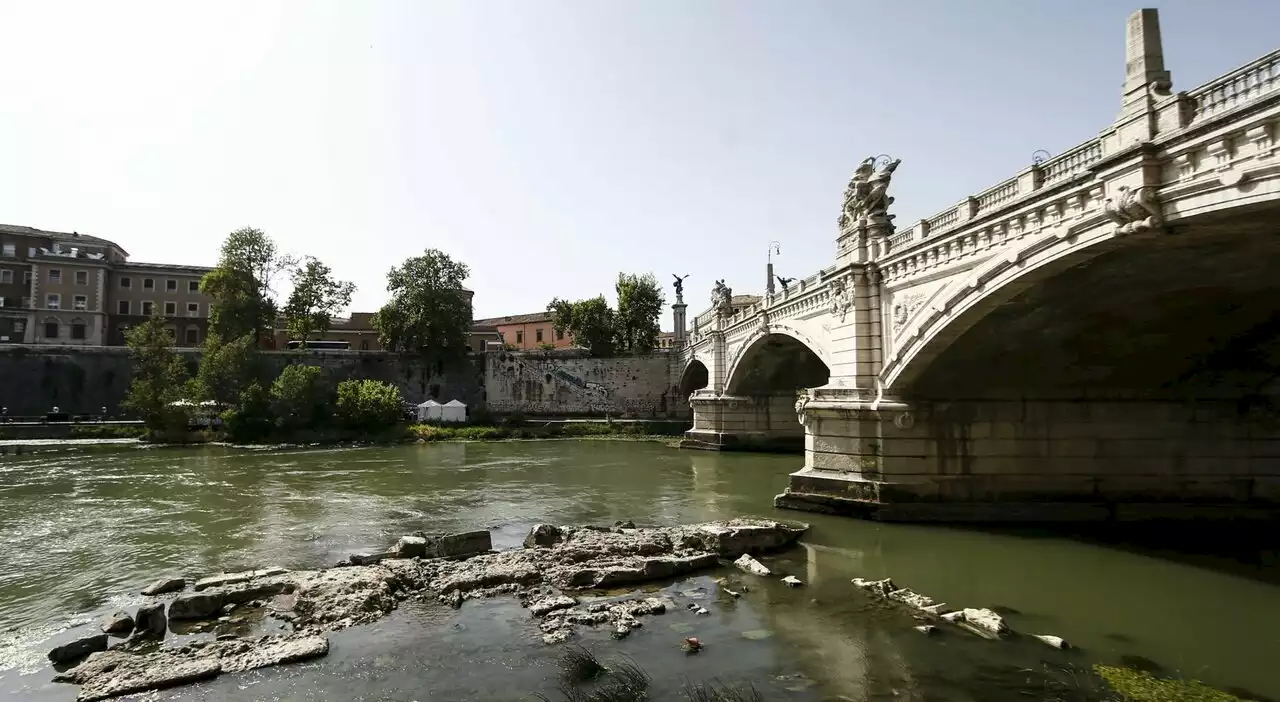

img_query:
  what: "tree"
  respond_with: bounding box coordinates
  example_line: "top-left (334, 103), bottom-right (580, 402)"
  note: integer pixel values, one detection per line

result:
top-left (201, 227), bottom-right (296, 345)
top-left (122, 313), bottom-right (189, 435)
top-left (371, 249), bottom-right (471, 360)
top-left (335, 379), bottom-right (404, 431)
top-left (614, 272), bottom-right (664, 354)
top-left (189, 333), bottom-right (261, 407)
top-left (270, 364), bottom-right (331, 431)
top-left (548, 295), bottom-right (615, 356)
top-left (284, 256), bottom-right (355, 345)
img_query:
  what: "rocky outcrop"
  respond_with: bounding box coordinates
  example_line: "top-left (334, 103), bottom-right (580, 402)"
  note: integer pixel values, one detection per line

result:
top-left (131, 603), bottom-right (166, 640)
top-left (733, 554), bottom-right (771, 576)
top-left (140, 576), bottom-right (185, 596)
top-left (53, 634), bottom-right (327, 702)
top-left (51, 518), bottom-right (806, 701)
top-left (100, 612), bottom-right (134, 637)
top-left (48, 634), bottom-right (108, 665)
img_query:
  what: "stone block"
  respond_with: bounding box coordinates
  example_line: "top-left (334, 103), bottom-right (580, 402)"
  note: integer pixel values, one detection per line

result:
top-left (168, 592), bottom-right (224, 620)
top-left (48, 633), bottom-right (108, 664)
top-left (140, 576), bottom-right (186, 596)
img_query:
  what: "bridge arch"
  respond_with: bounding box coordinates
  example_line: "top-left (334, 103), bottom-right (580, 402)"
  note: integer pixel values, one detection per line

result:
top-left (725, 326), bottom-right (831, 396)
top-left (678, 358), bottom-right (709, 399)
top-left (884, 204), bottom-right (1280, 399)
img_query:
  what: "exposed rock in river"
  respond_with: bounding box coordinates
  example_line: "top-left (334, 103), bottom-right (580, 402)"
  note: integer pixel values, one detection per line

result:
top-left (99, 612), bottom-right (133, 637)
top-left (139, 576), bottom-right (185, 596)
top-left (733, 554), bottom-right (771, 576)
top-left (51, 518), bottom-right (806, 701)
top-left (130, 603), bottom-right (166, 641)
top-left (48, 633), bottom-right (108, 665)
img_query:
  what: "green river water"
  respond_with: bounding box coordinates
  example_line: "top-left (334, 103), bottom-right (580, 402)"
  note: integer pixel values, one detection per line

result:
top-left (0, 440), bottom-right (1277, 700)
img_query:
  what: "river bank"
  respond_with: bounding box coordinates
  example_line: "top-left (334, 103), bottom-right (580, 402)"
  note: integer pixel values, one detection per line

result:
top-left (1, 442), bottom-right (1277, 699)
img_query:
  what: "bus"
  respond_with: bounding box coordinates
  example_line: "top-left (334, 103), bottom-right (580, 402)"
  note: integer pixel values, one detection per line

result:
top-left (285, 340), bottom-right (351, 351)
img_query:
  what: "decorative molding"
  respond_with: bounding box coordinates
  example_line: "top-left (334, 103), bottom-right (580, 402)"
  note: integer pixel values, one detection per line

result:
top-left (891, 293), bottom-right (925, 333)
top-left (1103, 185), bottom-right (1162, 235)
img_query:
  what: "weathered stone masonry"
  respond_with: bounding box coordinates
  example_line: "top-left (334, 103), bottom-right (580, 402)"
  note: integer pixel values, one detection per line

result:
top-left (483, 350), bottom-right (679, 417)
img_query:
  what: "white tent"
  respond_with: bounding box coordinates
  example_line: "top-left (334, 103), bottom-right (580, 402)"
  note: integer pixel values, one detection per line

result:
top-left (416, 400), bottom-right (442, 422)
top-left (440, 399), bottom-right (467, 424)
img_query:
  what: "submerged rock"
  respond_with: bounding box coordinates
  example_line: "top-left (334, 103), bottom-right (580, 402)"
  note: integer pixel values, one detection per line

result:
top-left (50, 518), bottom-right (807, 699)
top-left (48, 633), bottom-right (108, 665)
top-left (140, 576), bottom-right (186, 597)
top-left (100, 611), bottom-right (134, 637)
top-left (524, 524), bottom-right (562, 548)
top-left (851, 577), bottom-right (896, 597)
top-left (734, 554), bottom-right (771, 576)
top-left (1033, 634), bottom-right (1069, 649)
top-left (959, 608), bottom-right (1009, 638)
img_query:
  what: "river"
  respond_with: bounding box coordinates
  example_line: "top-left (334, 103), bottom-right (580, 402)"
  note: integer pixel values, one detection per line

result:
top-left (0, 440), bottom-right (1277, 700)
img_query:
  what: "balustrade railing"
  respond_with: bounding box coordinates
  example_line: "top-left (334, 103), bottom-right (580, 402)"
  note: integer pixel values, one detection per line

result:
top-left (1040, 138), bottom-right (1103, 185)
top-left (1189, 49), bottom-right (1280, 120)
top-left (974, 176), bottom-right (1020, 213)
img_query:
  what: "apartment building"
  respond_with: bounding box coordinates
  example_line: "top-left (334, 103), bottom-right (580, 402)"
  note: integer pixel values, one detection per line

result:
top-left (474, 311), bottom-right (575, 350)
top-left (268, 292), bottom-right (504, 353)
top-left (109, 262), bottom-right (214, 347)
top-left (0, 224), bottom-right (213, 347)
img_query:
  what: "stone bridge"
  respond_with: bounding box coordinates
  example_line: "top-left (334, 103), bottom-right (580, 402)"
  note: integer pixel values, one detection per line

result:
top-left (673, 9), bottom-right (1280, 521)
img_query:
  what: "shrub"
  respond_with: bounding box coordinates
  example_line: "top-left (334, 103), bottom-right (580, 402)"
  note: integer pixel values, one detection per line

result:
top-left (335, 379), bottom-right (404, 431)
top-left (270, 364), bottom-right (330, 431)
top-left (222, 381), bottom-right (274, 443)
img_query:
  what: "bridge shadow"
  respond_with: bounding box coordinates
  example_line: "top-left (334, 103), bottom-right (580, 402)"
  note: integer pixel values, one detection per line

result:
top-left (965, 520), bottom-right (1280, 587)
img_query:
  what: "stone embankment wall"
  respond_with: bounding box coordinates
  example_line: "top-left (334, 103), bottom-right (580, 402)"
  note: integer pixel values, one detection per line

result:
top-left (484, 350), bottom-right (680, 417)
top-left (0, 346), bottom-right (482, 416)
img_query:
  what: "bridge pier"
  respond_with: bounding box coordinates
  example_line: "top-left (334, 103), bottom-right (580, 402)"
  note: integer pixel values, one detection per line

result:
top-left (775, 393), bottom-right (1280, 522)
top-left (682, 391), bottom-right (803, 452)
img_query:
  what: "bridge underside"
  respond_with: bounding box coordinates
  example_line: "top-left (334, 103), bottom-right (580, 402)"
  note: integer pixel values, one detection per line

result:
top-left (683, 334), bottom-right (829, 452)
top-left (777, 210), bottom-right (1280, 522)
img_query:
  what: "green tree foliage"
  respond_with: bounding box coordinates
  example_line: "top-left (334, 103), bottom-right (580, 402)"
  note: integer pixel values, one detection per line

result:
top-left (221, 381), bottom-right (274, 443)
top-left (201, 227), bottom-right (296, 344)
top-left (335, 379), bottom-right (404, 431)
top-left (284, 256), bottom-right (355, 345)
top-left (270, 364), bottom-right (330, 431)
top-left (371, 249), bottom-right (471, 360)
top-left (122, 313), bottom-right (190, 435)
top-left (613, 272), bottom-right (664, 354)
top-left (548, 295), bottom-right (615, 356)
top-left (190, 333), bottom-right (261, 407)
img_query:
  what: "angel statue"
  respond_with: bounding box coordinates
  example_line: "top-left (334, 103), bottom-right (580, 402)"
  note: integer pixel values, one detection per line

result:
top-left (776, 275), bottom-right (795, 293)
top-left (838, 157), bottom-right (902, 231)
top-left (671, 274), bottom-right (690, 302)
top-left (711, 279), bottom-right (733, 317)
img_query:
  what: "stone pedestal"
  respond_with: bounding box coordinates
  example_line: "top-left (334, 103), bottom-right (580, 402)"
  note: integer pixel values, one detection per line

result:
top-left (682, 391), bottom-right (803, 452)
top-left (672, 303), bottom-right (687, 346)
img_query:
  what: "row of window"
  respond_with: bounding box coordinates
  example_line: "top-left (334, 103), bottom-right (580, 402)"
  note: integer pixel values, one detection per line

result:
top-left (38, 318), bottom-right (89, 341)
top-left (118, 276), bottom-right (199, 293)
top-left (0, 294), bottom-right (206, 316)
top-left (117, 300), bottom-right (203, 316)
top-left (0, 264), bottom-right (202, 294)
top-left (513, 328), bottom-right (565, 344)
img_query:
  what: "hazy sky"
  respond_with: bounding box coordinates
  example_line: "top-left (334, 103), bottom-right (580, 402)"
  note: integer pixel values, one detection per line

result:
top-left (2, 1), bottom-right (1277, 325)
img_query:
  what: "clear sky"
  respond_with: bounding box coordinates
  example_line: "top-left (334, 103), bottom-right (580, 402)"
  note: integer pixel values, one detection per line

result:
top-left (2, 1), bottom-right (1277, 327)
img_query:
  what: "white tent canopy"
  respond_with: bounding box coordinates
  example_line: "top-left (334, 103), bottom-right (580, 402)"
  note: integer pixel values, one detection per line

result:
top-left (440, 399), bottom-right (467, 423)
top-left (416, 400), bottom-right (442, 422)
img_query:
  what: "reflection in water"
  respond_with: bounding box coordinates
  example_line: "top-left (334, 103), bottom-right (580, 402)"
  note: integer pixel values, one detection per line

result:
top-left (0, 441), bottom-right (1277, 700)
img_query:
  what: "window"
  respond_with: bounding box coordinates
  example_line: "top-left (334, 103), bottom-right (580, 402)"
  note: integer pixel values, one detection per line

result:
top-left (45, 294), bottom-right (60, 309)
top-left (1, 243), bottom-right (13, 257)
top-left (118, 300), bottom-right (130, 315)
top-left (75, 271), bottom-right (89, 285)
top-left (536, 329), bottom-right (543, 343)
top-left (71, 319), bottom-right (87, 340)
top-left (141, 301), bottom-right (153, 315)
top-left (73, 295), bottom-right (87, 310)
top-left (556, 329), bottom-right (564, 340)
top-left (188, 280), bottom-right (200, 293)
top-left (14, 320), bottom-right (23, 333)
top-left (0, 270), bottom-right (11, 284)
top-left (119, 276), bottom-right (132, 289)
top-left (360, 340), bottom-right (369, 350)
top-left (184, 327), bottom-right (198, 345)
top-left (48, 269), bottom-right (61, 284)
top-left (186, 302), bottom-right (199, 316)
top-left (0, 297), bottom-right (5, 308)
top-left (516, 330), bottom-right (524, 344)
top-left (44, 319), bottom-right (59, 339)
top-left (23, 271), bottom-right (31, 285)
top-left (164, 301), bottom-right (176, 316)
top-left (27, 247), bottom-right (36, 258)
top-left (143, 278), bottom-right (154, 291)
top-left (166, 279), bottom-right (177, 292)
top-left (165, 326), bottom-right (176, 341)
